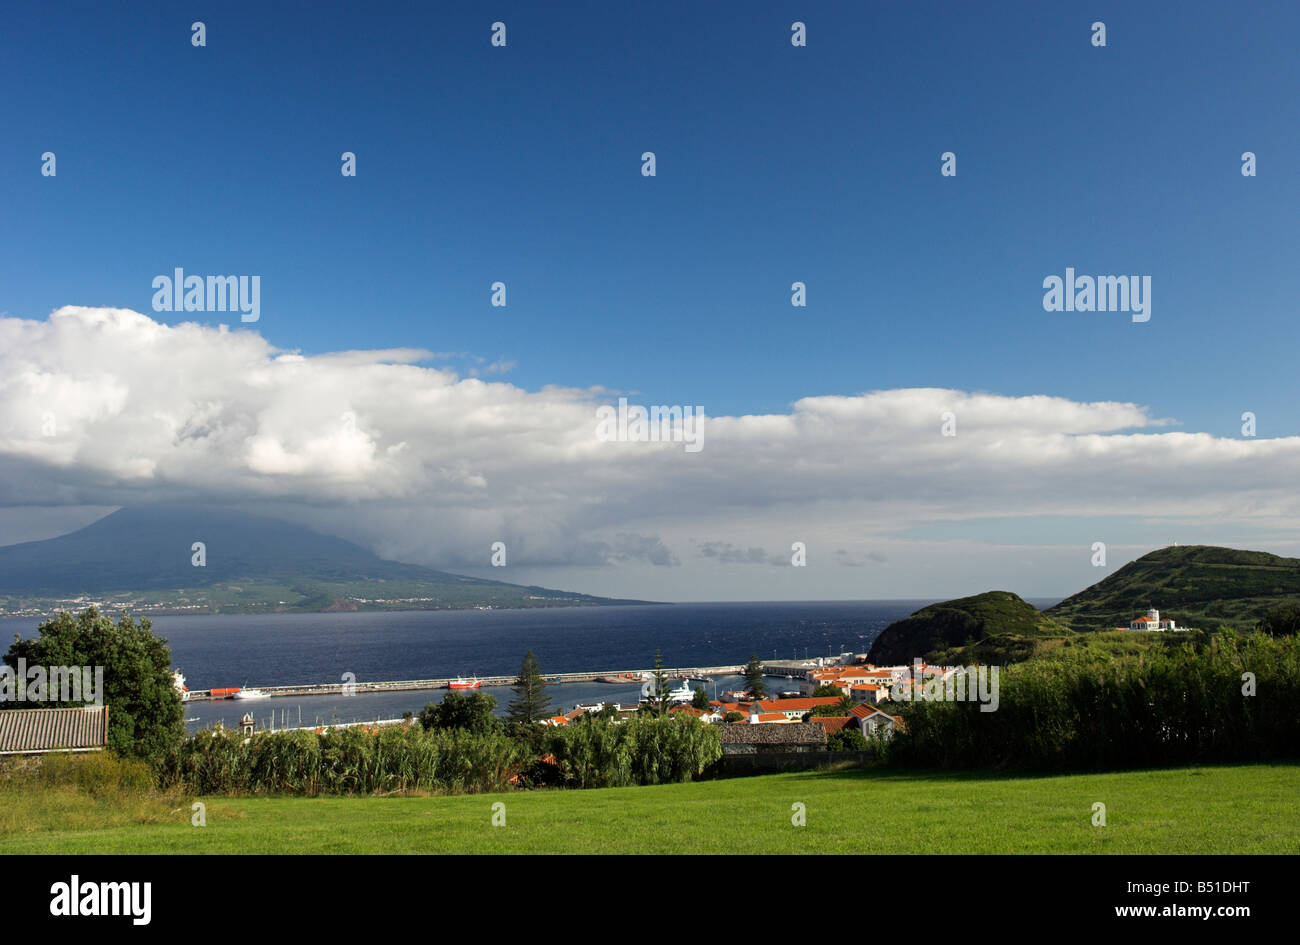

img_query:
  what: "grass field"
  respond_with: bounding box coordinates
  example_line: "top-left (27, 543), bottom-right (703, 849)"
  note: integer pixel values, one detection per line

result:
top-left (2, 762), bottom-right (1297, 854)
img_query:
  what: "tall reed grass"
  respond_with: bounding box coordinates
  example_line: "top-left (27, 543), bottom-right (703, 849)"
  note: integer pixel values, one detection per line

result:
top-left (892, 631), bottom-right (1300, 769)
top-left (157, 724), bottom-right (530, 796)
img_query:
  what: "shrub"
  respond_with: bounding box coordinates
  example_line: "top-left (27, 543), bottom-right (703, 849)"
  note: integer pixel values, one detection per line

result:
top-left (543, 715), bottom-right (721, 789)
top-left (889, 632), bottom-right (1300, 770)
top-left (157, 724), bottom-right (528, 796)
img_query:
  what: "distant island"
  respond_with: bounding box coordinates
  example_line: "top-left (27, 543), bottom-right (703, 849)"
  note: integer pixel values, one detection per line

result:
top-left (0, 507), bottom-right (654, 618)
top-left (867, 544), bottom-right (1300, 665)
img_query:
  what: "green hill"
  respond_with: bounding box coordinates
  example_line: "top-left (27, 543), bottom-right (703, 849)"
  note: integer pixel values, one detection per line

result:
top-left (866, 591), bottom-right (1070, 664)
top-left (865, 545), bottom-right (1300, 665)
top-left (1045, 545), bottom-right (1300, 631)
top-left (0, 506), bottom-right (648, 617)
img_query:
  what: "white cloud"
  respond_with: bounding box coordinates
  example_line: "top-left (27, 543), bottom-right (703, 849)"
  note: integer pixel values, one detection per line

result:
top-left (2, 306), bottom-right (1299, 597)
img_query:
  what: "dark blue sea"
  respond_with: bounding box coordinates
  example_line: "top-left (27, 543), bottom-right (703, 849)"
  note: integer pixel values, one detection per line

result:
top-left (8, 599), bottom-right (1059, 731)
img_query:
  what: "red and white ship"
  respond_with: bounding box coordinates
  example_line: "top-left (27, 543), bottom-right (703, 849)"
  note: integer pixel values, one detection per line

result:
top-left (448, 676), bottom-right (482, 690)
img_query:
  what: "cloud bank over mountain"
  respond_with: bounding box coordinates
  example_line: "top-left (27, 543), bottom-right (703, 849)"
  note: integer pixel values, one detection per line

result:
top-left (2, 306), bottom-right (1296, 598)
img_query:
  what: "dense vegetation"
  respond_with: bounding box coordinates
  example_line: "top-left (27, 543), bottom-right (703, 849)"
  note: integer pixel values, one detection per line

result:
top-left (158, 725), bottom-right (529, 795)
top-left (866, 546), bottom-right (1300, 666)
top-left (538, 715), bottom-right (721, 788)
top-left (867, 591), bottom-right (1070, 665)
top-left (0, 751), bottom-right (188, 841)
top-left (156, 715), bottom-right (721, 795)
top-left (1257, 602), bottom-right (1300, 637)
top-left (891, 632), bottom-right (1300, 770)
top-left (1046, 545), bottom-right (1300, 631)
top-left (2, 608), bottom-right (185, 760)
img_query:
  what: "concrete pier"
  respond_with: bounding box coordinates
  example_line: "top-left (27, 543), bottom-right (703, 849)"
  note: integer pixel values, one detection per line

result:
top-left (185, 664), bottom-right (745, 701)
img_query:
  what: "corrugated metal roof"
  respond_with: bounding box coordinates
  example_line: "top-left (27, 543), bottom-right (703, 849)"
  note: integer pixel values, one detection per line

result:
top-left (0, 705), bottom-right (107, 754)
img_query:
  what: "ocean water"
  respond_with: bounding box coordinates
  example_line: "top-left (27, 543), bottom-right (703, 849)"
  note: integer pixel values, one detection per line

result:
top-left (3, 600), bottom-right (948, 730)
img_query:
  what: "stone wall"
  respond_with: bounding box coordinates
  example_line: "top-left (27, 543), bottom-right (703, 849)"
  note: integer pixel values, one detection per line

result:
top-left (714, 750), bottom-right (879, 776)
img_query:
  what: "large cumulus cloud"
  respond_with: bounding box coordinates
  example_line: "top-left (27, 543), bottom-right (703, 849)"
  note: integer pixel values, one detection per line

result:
top-left (2, 306), bottom-right (1298, 579)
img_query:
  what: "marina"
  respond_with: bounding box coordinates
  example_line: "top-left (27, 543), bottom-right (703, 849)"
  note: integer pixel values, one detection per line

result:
top-left (180, 664), bottom-right (740, 702)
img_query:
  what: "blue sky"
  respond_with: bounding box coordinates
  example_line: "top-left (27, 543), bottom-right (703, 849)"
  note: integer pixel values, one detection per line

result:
top-left (2, 1), bottom-right (1298, 599)
top-left (4, 1), bottom-right (1296, 428)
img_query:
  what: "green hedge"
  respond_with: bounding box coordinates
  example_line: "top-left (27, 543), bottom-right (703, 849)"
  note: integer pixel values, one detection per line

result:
top-left (891, 632), bottom-right (1300, 770)
top-left (158, 724), bottom-right (528, 795)
top-left (157, 714), bottom-right (722, 795)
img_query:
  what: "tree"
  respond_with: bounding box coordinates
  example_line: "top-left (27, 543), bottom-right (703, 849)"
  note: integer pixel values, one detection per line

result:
top-left (812, 684), bottom-right (845, 699)
top-left (742, 653), bottom-right (767, 699)
top-left (3, 607), bottom-right (184, 761)
top-left (806, 699), bottom-right (853, 718)
top-left (418, 691), bottom-right (500, 733)
top-left (642, 650), bottom-right (675, 717)
top-left (1257, 603), bottom-right (1300, 638)
top-left (827, 728), bottom-right (870, 752)
top-left (691, 686), bottom-right (710, 710)
top-left (722, 711), bottom-right (746, 723)
top-left (507, 651), bottom-right (553, 724)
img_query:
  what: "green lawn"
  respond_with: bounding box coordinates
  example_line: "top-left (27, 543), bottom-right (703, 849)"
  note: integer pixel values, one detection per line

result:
top-left (3, 762), bottom-right (1297, 854)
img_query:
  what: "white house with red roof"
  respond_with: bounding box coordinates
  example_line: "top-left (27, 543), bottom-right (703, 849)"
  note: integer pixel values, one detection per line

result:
top-left (848, 702), bottom-right (903, 737)
top-left (1124, 608), bottom-right (1185, 631)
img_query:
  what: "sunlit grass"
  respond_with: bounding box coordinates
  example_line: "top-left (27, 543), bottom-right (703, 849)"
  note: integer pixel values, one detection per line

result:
top-left (0, 753), bottom-right (190, 838)
top-left (2, 759), bottom-right (1295, 854)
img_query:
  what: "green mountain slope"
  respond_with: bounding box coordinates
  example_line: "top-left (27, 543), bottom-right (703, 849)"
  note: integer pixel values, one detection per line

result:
top-left (0, 506), bottom-right (648, 617)
top-left (1045, 545), bottom-right (1300, 631)
top-left (866, 591), bottom-right (1070, 664)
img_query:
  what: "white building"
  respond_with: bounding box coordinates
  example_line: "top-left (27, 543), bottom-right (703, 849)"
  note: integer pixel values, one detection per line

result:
top-left (1126, 608), bottom-right (1184, 631)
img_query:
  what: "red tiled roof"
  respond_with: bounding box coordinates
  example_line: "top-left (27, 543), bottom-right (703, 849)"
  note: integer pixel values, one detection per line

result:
top-left (849, 703), bottom-right (890, 720)
top-left (811, 716), bottom-right (852, 734)
top-left (754, 697), bottom-right (842, 713)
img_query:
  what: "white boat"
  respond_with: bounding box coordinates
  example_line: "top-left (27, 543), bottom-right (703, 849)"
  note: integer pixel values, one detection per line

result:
top-left (640, 677), bottom-right (696, 704)
top-left (171, 670), bottom-right (190, 702)
top-left (667, 681), bottom-right (695, 703)
top-left (234, 687), bottom-right (268, 700)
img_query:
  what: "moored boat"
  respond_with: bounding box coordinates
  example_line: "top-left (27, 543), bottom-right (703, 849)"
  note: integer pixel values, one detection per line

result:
top-left (639, 677), bottom-right (696, 705)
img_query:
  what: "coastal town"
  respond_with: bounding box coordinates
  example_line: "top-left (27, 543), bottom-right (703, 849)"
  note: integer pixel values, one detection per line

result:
top-left (541, 655), bottom-right (935, 740)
